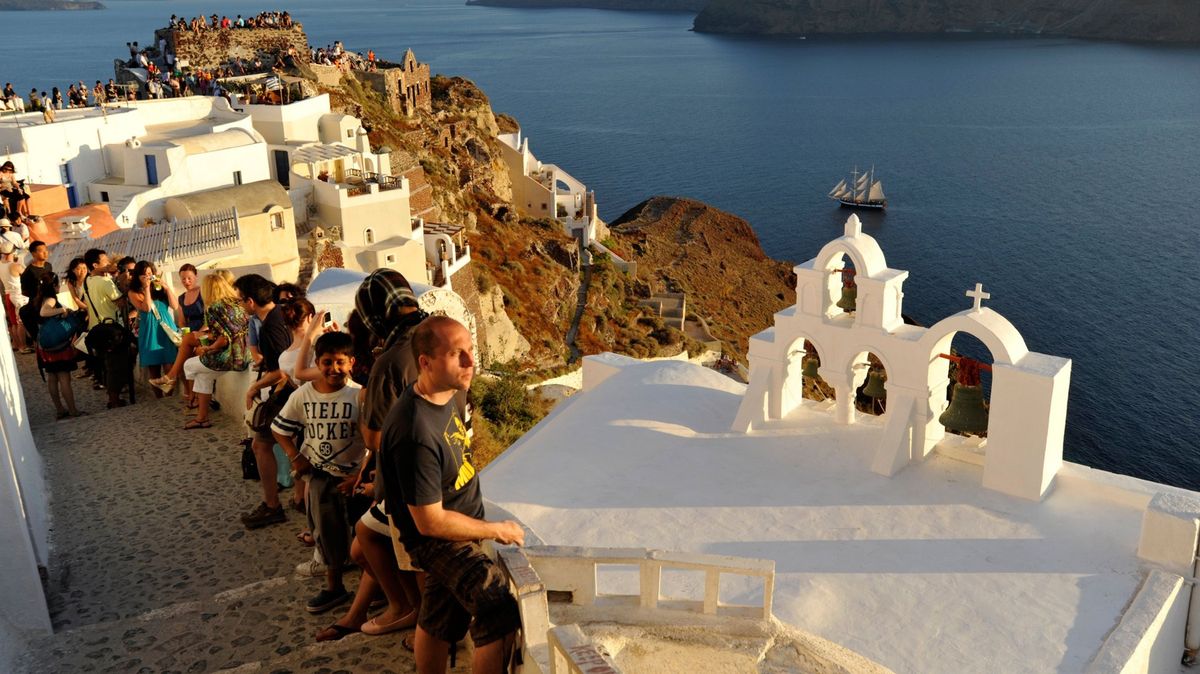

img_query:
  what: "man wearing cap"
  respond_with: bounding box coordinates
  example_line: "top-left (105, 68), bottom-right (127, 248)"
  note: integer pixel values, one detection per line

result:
top-left (0, 237), bottom-right (30, 353)
top-left (352, 270), bottom-right (430, 616)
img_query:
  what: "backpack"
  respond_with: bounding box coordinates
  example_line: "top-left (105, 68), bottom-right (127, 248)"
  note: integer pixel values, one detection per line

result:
top-left (38, 311), bottom-right (84, 351)
top-left (84, 318), bottom-right (131, 355)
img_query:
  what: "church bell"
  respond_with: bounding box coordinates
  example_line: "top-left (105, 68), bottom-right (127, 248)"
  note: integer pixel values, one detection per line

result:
top-left (939, 383), bottom-right (989, 436)
top-left (836, 282), bottom-right (857, 312)
top-left (802, 356), bottom-right (820, 379)
top-left (862, 368), bottom-right (887, 399)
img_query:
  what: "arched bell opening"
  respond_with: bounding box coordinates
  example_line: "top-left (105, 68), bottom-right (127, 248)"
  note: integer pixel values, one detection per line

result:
top-left (781, 336), bottom-right (831, 418)
top-left (820, 251), bottom-right (860, 320)
top-left (847, 350), bottom-right (889, 419)
top-left (933, 332), bottom-right (994, 441)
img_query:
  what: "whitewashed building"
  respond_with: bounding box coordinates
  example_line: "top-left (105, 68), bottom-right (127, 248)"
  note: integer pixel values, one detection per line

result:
top-left (497, 130), bottom-right (600, 245)
top-left (0, 97), bottom-right (269, 227)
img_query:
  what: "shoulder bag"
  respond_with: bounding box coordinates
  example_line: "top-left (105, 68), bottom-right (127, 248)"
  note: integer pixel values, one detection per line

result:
top-left (147, 300), bottom-right (182, 347)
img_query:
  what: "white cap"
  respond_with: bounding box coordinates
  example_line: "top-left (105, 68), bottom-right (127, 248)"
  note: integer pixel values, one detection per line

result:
top-left (0, 218), bottom-right (10, 228)
top-left (1, 230), bottom-right (24, 251)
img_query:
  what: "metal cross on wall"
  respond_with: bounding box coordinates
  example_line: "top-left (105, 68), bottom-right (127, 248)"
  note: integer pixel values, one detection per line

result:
top-left (966, 283), bottom-right (991, 313)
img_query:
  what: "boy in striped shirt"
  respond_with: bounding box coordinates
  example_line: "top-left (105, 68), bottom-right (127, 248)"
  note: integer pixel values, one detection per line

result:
top-left (273, 332), bottom-right (366, 614)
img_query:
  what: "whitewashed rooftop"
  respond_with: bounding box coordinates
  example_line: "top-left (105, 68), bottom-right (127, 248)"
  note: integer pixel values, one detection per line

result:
top-left (483, 356), bottom-right (1189, 674)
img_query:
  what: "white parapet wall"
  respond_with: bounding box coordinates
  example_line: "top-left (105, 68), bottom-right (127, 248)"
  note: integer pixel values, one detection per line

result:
top-left (0, 317), bottom-right (54, 670)
top-left (1086, 570), bottom-right (1191, 674)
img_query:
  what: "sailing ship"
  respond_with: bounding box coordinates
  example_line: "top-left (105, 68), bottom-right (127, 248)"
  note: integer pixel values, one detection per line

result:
top-left (829, 166), bottom-right (887, 209)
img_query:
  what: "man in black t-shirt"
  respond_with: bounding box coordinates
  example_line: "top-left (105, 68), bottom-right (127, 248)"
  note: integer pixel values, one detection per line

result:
top-left (380, 316), bottom-right (522, 674)
top-left (18, 240), bottom-right (53, 342)
top-left (234, 273), bottom-right (294, 529)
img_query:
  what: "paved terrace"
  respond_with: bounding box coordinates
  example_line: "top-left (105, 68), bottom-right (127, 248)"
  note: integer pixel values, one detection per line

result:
top-left (12, 352), bottom-right (467, 673)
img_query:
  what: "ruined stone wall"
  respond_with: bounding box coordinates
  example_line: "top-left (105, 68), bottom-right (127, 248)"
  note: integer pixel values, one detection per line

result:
top-left (164, 27), bottom-right (311, 70)
top-left (356, 50), bottom-right (431, 116)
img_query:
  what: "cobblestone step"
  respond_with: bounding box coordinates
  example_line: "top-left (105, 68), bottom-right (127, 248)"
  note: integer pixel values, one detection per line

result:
top-left (20, 570), bottom-right (440, 673)
top-left (15, 354), bottom-right (477, 673)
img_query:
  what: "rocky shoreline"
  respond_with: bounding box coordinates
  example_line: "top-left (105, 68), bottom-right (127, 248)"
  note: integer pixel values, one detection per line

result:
top-left (0, 0), bottom-right (105, 9)
top-left (692, 0), bottom-right (1200, 43)
top-left (466, 0), bottom-right (703, 10)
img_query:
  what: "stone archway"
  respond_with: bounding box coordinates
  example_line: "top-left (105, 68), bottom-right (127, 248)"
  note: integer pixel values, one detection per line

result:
top-left (917, 311), bottom-right (1026, 448)
top-left (780, 335), bottom-right (829, 419)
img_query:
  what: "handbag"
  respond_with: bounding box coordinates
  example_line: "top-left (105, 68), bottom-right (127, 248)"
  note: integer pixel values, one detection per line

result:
top-left (36, 344), bottom-right (76, 364)
top-left (148, 300), bottom-right (182, 347)
top-left (248, 382), bottom-right (296, 434)
top-left (241, 442), bottom-right (259, 481)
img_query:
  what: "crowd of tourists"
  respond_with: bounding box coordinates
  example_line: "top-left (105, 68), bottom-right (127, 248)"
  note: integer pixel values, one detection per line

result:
top-left (170, 11), bottom-right (296, 32)
top-left (2, 238), bottom-right (523, 671)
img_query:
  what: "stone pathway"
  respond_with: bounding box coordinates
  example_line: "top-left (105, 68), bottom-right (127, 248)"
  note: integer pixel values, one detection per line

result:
top-left (12, 353), bottom-right (471, 673)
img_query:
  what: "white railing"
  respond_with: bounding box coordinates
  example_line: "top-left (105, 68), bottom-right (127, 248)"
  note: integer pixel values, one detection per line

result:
top-left (524, 546), bottom-right (775, 621)
top-left (494, 545), bottom-right (777, 674)
top-left (548, 624), bottom-right (620, 674)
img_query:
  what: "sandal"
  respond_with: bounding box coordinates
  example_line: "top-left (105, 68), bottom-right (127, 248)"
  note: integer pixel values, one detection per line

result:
top-left (296, 530), bottom-right (314, 546)
top-left (183, 419), bottom-right (213, 430)
top-left (150, 375), bottom-right (176, 395)
top-left (315, 623), bottom-right (360, 642)
top-left (55, 410), bottom-right (69, 420)
top-left (361, 610), bottom-right (416, 636)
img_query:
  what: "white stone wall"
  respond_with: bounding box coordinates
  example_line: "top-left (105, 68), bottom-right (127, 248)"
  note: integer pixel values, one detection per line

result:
top-left (0, 316), bottom-right (54, 651)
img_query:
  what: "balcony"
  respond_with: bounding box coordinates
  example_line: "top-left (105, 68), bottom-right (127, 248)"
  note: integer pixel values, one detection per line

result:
top-left (345, 168), bottom-right (405, 196)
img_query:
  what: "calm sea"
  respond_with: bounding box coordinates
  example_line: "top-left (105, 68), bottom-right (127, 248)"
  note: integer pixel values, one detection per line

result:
top-left (4, 1), bottom-right (1199, 489)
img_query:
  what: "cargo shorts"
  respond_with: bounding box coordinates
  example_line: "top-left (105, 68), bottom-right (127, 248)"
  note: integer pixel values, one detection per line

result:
top-left (409, 538), bottom-right (520, 647)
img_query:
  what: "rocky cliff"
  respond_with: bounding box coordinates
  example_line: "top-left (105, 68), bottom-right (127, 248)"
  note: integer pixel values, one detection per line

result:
top-left (608, 197), bottom-right (795, 360)
top-left (324, 61), bottom-right (793, 367)
top-left (467, 0), bottom-right (704, 10)
top-left (693, 0), bottom-right (1200, 43)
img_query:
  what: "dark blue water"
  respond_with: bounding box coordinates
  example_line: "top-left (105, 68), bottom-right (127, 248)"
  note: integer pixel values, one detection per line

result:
top-left (4, 1), bottom-right (1199, 489)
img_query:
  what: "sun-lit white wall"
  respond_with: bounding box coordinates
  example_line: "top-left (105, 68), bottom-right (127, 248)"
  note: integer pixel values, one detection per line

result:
top-left (0, 316), bottom-right (54, 668)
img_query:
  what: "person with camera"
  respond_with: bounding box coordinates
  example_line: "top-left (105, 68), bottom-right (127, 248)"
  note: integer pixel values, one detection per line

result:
top-left (82, 248), bottom-right (129, 409)
top-left (127, 261), bottom-right (181, 399)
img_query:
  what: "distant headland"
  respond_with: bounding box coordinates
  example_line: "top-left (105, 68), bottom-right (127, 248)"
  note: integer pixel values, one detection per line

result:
top-left (0, 0), bottom-right (104, 9)
top-left (692, 0), bottom-right (1200, 43)
top-left (466, 0), bottom-right (704, 11)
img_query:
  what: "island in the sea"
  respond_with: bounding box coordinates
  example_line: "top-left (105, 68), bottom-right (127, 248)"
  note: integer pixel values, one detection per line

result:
top-left (693, 0), bottom-right (1200, 43)
top-left (0, 0), bottom-right (105, 9)
top-left (466, 0), bottom-right (704, 11)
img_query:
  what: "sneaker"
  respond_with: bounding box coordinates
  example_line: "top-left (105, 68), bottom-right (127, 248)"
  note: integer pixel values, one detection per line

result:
top-left (295, 558), bottom-right (327, 577)
top-left (306, 588), bottom-right (351, 614)
top-left (241, 502), bottom-right (286, 529)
